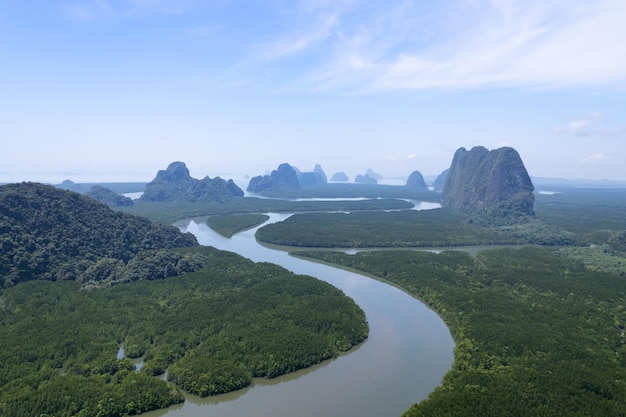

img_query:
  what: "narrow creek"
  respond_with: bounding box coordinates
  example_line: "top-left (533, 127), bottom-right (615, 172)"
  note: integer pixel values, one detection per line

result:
top-left (142, 214), bottom-right (454, 417)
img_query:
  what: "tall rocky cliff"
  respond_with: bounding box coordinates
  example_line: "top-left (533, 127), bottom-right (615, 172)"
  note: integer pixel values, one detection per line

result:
top-left (442, 146), bottom-right (535, 219)
top-left (140, 161), bottom-right (243, 203)
top-left (296, 164), bottom-right (328, 187)
top-left (247, 163), bottom-right (301, 193)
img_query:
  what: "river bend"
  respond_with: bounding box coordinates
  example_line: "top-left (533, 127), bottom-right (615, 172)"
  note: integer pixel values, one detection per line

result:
top-left (143, 214), bottom-right (454, 417)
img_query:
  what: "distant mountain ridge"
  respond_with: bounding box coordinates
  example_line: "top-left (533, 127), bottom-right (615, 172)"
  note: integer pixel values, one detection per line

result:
top-left (442, 146), bottom-right (535, 220)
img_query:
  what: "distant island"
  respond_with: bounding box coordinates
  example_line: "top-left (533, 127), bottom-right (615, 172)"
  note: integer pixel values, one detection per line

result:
top-left (330, 172), bottom-right (349, 182)
top-left (247, 163), bottom-right (328, 193)
top-left (140, 161), bottom-right (243, 203)
top-left (355, 174), bottom-right (377, 184)
top-left (85, 184), bottom-right (134, 206)
top-left (405, 170), bottom-right (428, 190)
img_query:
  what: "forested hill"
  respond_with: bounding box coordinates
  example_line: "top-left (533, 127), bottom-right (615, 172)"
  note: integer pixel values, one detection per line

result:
top-left (0, 182), bottom-right (198, 288)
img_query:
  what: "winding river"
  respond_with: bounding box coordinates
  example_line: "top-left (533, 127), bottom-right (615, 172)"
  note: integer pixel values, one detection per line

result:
top-left (143, 214), bottom-right (454, 417)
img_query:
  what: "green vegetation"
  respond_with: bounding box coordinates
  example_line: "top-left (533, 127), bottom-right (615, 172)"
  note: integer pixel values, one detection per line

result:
top-left (296, 247), bottom-right (626, 416)
top-left (557, 245), bottom-right (626, 276)
top-left (5, 179), bottom-right (626, 416)
top-left (535, 188), bottom-right (626, 244)
top-left (0, 246), bottom-right (367, 416)
top-left (119, 197), bottom-right (414, 224)
top-left (0, 182), bottom-right (368, 415)
top-left (0, 183), bottom-right (197, 288)
top-left (254, 182), bottom-right (440, 200)
top-left (256, 209), bottom-right (525, 248)
top-left (206, 214), bottom-right (270, 237)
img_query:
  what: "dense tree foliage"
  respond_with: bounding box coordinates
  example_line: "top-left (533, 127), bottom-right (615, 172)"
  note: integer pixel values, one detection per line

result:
top-left (296, 247), bottom-right (626, 416)
top-left (118, 197), bottom-right (414, 224)
top-left (206, 214), bottom-right (270, 237)
top-left (557, 245), bottom-right (626, 276)
top-left (0, 246), bottom-right (367, 415)
top-left (255, 209), bottom-right (530, 248)
top-left (534, 187), bottom-right (626, 244)
top-left (0, 183), bottom-right (198, 288)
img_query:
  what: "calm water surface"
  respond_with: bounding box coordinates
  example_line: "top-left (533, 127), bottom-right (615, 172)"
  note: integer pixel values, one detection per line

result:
top-left (143, 214), bottom-right (454, 417)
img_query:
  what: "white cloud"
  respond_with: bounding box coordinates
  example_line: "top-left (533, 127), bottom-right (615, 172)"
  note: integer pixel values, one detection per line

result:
top-left (287, 0), bottom-right (626, 92)
top-left (263, 13), bottom-right (339, 60)
top-left (553, 115), bottom-right (626, 137)
top-left (553, 120), bottom-right (591, 136)
top-left (581, 152), bottom-right (610, 163)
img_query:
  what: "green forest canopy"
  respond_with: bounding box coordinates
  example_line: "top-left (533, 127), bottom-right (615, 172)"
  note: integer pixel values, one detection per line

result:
top-left (296, 247), bottom-right (626, 417)
top-left (0, 247), bottom-right (368, 417)
top-left (0, 183), bottom-right (368, 416)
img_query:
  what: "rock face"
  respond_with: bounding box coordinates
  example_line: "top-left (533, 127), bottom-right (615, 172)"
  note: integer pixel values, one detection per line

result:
top-left (365, 168), bottom-right (382, 180)
top-left (85, 185), bottom-right (133, 206)
top-left (140, 161), bottom-right (243, 202)
top-left (247, 163), bottom-right (301, 193)
top-left (330, 172), bottom-right (349, 182)
top-left (405, 170), bottom-right (428, 190)
top-left (442, 146), bottom-right (535, 219)
top-left (433, 169), bottom-right (449, 192)
top-left (355, 174), bottom-right (377, 184)
top-left (296, 164), bottom-right (328, 187)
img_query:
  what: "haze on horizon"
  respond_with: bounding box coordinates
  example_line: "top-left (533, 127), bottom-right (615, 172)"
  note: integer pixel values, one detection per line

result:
top-left (1, 1), bottom-right (626, 184)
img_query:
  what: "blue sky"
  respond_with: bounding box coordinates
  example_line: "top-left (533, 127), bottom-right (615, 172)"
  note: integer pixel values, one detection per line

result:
top-left (1, 0), bottom-right (625, 183)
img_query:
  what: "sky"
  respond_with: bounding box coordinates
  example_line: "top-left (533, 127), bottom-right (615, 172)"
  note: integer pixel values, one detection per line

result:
top-left (1, 0), bottom-right (626, 184)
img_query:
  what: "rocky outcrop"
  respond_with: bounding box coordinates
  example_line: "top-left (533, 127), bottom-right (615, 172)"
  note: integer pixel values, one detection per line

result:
top-left (85, 185), bottom-right (133, 206)
top-left (405, 170), bottom-right (428, 190)
top-left (330, 172), bottom-right (349, 182)
top-left (247, 163), bottom-right (301, 193)
top-left (140, 161), bottom-right (243, 203)
top-left (355, 174), bottom-right (377, 184)
top-left (296, 164), bottom-right (328, 187)
top-left (433, 169), bottom-right (449, 192)
top-left (313, 164), bottom-right (327, 183)
top-left (365, 168), bottom-right (382, 180)
top-left (442, 146), bottom-right (534, 219)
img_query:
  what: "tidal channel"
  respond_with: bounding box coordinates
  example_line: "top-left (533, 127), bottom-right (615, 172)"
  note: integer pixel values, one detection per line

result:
top-left (143, 214), bottom-right (454, 417)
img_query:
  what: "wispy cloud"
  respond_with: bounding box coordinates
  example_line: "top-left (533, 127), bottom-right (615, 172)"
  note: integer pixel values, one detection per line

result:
top-left (252, 0), bottom-right (626, 93)
top-left (251, 0), bottom-right (352, 63)
top-left (553, 113), bottom-right (626, 137)
top-left (553, 120), bottom-right (592, 136)
top-left (581, 152), bottom-right (611, 163)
